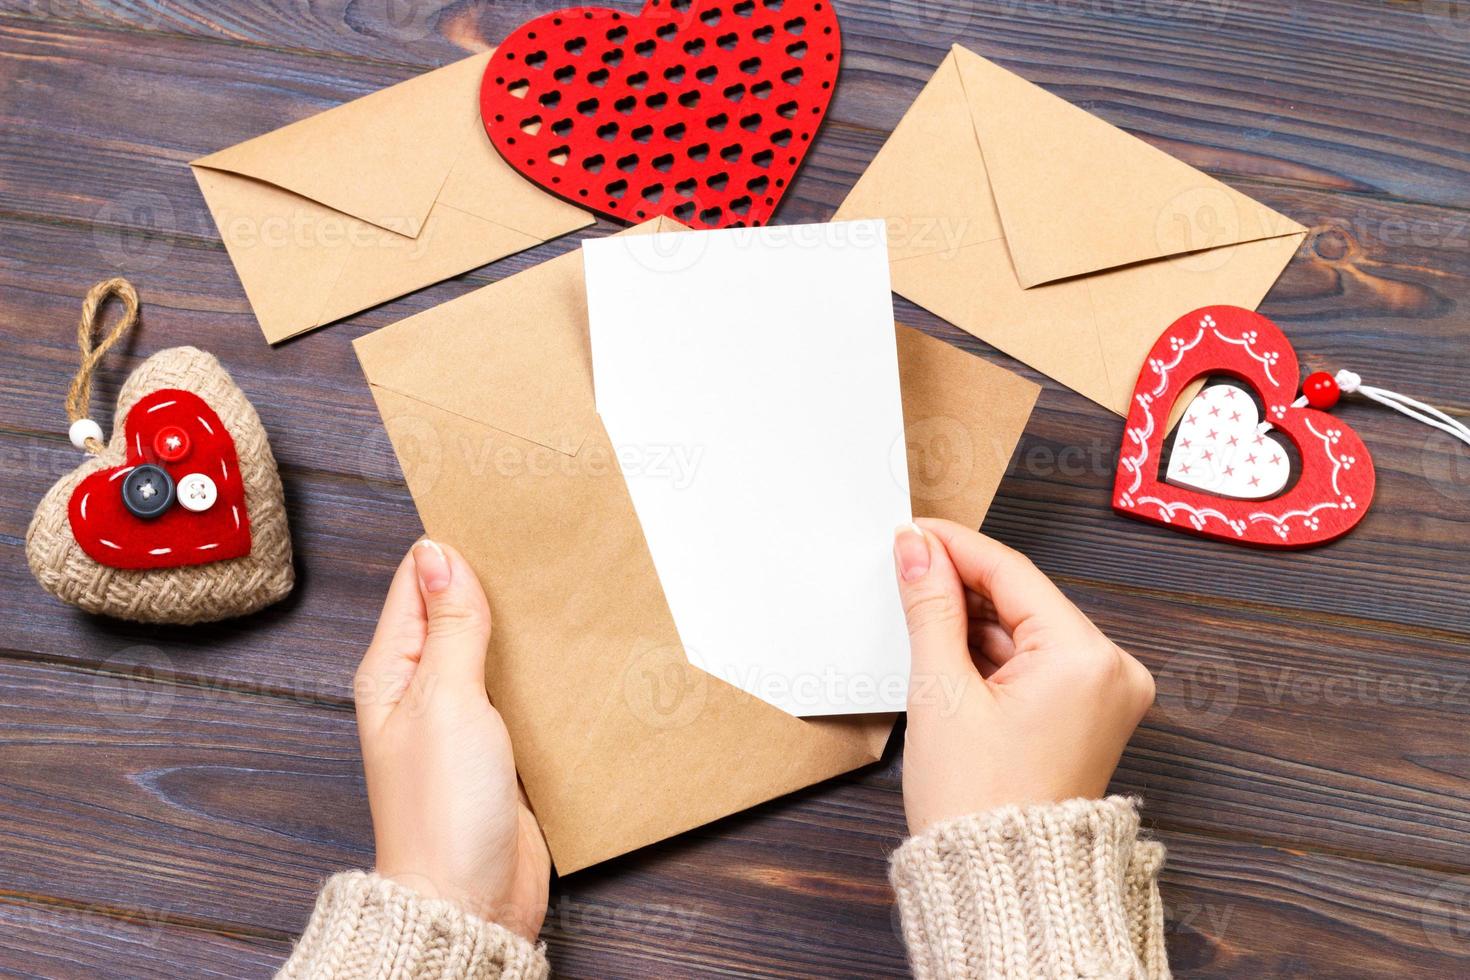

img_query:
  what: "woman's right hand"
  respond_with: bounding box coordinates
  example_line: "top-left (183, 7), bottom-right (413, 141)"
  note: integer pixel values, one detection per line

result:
top-left (355, 539), bottom-right (550, 940)
top-left (892, 519), bottom-right (1156, 835)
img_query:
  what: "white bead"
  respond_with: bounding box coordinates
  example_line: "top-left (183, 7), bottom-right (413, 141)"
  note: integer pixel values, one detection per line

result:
top-left (69, 418), bottom-right (105, 451)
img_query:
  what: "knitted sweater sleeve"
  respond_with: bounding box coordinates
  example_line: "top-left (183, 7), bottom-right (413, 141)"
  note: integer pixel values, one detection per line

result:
top-left (276, 872), bottom-right (550, 980)
top-left (889, 797), bottom-right (1170, 979)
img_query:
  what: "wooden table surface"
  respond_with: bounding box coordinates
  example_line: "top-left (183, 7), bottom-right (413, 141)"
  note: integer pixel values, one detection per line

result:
top-left (2, 1), bottom-right (1467, 976)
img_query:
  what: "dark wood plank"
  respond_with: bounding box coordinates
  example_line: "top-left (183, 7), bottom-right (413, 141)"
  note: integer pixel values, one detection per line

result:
top-left (2, 658), bottom-right (1467, 978)
top-left (1, 10), bottom-right (1467, 641)
top-left (6, 488), bottom-right (1467, 878)
top-left (1050, 583), bottom-right (1469, 871)
top-left (0, 7), bottom-right (1464, 387)
top-left (2, 2), bottom-right (1468, 976)
top-left (0, 657), bottom-right (370, 933)
top-left (551, 808), bottom-right (1470, 979)
top-left (857, 585), bottom-right (1470, 872)
top-left (0, 9), bottom-right (1464, 402)
top-left (0, 655), bottom-right (912, 976)
top-left (0, 897), bottom-right (288, 980)
top-left (2, 5), bottom-right (1470, 261)
top-left (1152, 831), bottom-right (1470, 978)
top-left (1, 198), bottom-right (1467, 871)
top-left (6, 180), bottom-right (1467, 638)
top-left (1, 0), bottom-right (1466, 210)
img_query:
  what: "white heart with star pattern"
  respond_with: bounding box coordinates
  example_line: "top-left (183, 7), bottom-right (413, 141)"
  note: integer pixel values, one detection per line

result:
top-left (1165, 383), bottom-right (1291, 500)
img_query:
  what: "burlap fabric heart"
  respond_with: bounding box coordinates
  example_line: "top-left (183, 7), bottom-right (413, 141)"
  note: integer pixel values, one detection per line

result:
top-left (26, 280), bottom-right (293, 623)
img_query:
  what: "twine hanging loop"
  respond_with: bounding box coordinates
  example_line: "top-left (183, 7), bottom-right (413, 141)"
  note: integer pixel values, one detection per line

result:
top-left (65, 278), bottom-right (140, 455)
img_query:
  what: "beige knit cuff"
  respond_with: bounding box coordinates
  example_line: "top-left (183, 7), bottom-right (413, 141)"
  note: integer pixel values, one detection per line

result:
top-left (277, 871), bottom-right (550, 980)
top-left (889, 796), bottom-right (1168, 980)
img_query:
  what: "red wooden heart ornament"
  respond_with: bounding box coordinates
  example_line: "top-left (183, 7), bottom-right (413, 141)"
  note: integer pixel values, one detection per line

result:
top-left (68, 388), bottom-right (251, 569)
top-left (480, 0), bottom-right (841, 229)
top-left (1113, 306), bottom-right (1376, 548)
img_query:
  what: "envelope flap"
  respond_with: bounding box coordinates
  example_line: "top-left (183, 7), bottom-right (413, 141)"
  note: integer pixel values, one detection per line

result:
top-left (354, 245), bottom-right (597, 456)
top-left (354, 218), bottom-right (687, 455)
top-left (954, 46), bottom-right (1306, 288)
top-left (193, 53), bottom-right (493, 239)
top-left (835, 50), bottom-right (1003, 262)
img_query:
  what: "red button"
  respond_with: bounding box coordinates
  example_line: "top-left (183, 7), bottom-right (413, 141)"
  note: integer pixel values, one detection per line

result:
top-left (153, 425), bottom-right (191, 462)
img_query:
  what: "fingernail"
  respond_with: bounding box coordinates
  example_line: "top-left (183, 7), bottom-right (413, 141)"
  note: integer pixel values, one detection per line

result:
top-left (894, 523), bottom-right (930, 582)
top-left (413, 539), bottom-right (452, 594)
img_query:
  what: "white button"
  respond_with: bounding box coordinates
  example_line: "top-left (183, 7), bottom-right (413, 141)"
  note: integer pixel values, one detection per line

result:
top-left (177, 473), bottom-right (218, 513)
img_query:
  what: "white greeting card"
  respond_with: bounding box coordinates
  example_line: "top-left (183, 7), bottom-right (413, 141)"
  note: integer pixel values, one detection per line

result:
top-left (583, 220), bottom-right (912, 717)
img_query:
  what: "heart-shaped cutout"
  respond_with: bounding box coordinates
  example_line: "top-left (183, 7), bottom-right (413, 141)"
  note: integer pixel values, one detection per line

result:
top-left (1165, 382), bottom-right (1290, 500)
top-left (1114, 307), bottom-right (1376, 548)
top-left (480, 0), bottom-right (841, 229)
top-left (27, 347), bottom-right (294, 623)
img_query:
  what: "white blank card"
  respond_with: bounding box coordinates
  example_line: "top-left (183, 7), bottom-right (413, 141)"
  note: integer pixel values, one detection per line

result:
top-left (583, 220), bottom-right (912, 717)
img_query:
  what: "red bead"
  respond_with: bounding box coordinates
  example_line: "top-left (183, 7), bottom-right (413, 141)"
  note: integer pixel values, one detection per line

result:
top-left (1303, 371), bottom-right (1340, 410)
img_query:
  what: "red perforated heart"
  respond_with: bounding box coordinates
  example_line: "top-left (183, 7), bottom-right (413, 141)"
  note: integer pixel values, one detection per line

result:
top-left (480, 0), bottom-right (841, 229)
top-left (1113, 306), bottom-right (1376, 548)
top-left (68, 388), bottom-right (252, 569)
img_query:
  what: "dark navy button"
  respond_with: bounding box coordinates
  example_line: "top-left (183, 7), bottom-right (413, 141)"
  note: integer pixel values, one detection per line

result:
top-left (121, 464), bottom-right (175, 519)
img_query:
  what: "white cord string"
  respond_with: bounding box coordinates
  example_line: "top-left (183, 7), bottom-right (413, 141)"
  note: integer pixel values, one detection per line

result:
top-left (1288, 369), bottom-right (1470, 447)
top-left (1337, 369), bottom-right (1470, 446)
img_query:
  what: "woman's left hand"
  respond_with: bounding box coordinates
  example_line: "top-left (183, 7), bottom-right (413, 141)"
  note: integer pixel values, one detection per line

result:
top-left (353, 539), bottom-right (550, 941)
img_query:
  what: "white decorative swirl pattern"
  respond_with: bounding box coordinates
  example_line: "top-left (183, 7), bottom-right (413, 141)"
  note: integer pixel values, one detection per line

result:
top-left (1122, 396), bottom-right (1157, 496)
top-left (1248, 500), bottom-right (1342, 526)
top-left (1137, 497), bottom-right (1248, 536)
top-left (1212, 329), bottom-right (1281, 387)
top-left (1304, 417), bottom-right (1344, 496)
top-left (1150, 327), bottom-right (1205, 398)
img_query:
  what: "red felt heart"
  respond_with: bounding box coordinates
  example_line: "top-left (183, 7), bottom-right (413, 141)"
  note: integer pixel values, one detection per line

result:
top-left (1113, 306), bottom-right (1376, 548)
top-left (68, 388), bottom-right (252, 569)
top-left (480, 0), bottom-right (841, 229)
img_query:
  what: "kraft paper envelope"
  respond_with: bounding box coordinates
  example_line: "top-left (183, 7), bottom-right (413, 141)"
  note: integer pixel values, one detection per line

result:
top-left (836, 44), bottom-right (1308, 416)
top-left (354, 217), bottom-right (1038, 872)
top-left (192, 52), bottom-right (592, 343)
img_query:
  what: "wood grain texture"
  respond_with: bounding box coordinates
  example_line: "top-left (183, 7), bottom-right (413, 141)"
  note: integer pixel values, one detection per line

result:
top-left (0, 897), bottom-right (288, 979)
top-left (0, 0), bottom-right (1467, 976)
top-left (3, 421), bottom-right (1463, 873)
top-left (1, 80), bottom-right (1467, 637)
top-left (1, 0), bottom-right (1468, 207)
top-left (1, 656), bottom-right (1466, 978)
